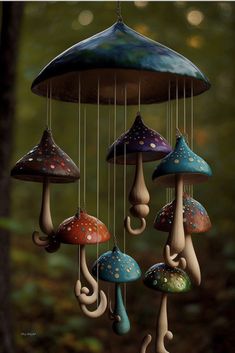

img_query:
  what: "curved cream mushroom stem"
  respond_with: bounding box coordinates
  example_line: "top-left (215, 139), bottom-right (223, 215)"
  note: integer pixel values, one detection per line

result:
top-left (39, 178), bottom-right (54, 236)
top-left (32, 231), bottom-right (50, 247)
top-left (168, 174), bottom-right (185, 254)
top-left (78, 290), bottom-right (107, 319)
top-left (75, 245), bottom-right (107, 308)
top-left (125, 152), bottom-right (150, 236)
top-left (139, 334), bottom-right (152, 353)
top-left (155, 293), bottom-right (173, 353)
top-left (181, 234), bottom-right (201, 286)
top-left (163, 244), bottom-right (187, 270)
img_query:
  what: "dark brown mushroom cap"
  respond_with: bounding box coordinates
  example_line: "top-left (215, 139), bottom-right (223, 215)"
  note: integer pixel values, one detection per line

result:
top-left (56, 209), bottom-right (111, 245)
top-left (106, 114), bottom-right (172, 164)
top-left (11, 129), bottom-right (80, 183)
top-left (154, 193), bottom-right (211, 234)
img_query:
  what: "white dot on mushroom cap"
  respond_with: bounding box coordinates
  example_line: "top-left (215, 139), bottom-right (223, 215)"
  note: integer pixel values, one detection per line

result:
top-left (150, 143), bottom-right (156, 148)
top-left (87, 235), bottom-right (92, 240)
top-left (67, 227), bottom-right (71, 231)
top-left (50, 165), bottom-right (55, 169)
top-left (114, 273), bottom-right (120, 279)
top-left (174, 159), bottom-right (180, 164)
top-left (189, 157), bottom-right (194, 162)
top-left (28, 158), bottom-right (33, 161)
top-left (139, 140), bottom-right (144, 145)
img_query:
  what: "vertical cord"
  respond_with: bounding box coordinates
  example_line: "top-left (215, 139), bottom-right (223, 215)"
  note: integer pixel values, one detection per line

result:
top-left (78, 76), bottom-right (81, 209)
top-left (113, 77), bottom-right (118, 246)
top-left (176, 79), bottom-right (179, 130)
top-left (107, 101), bottom-right (111, 305)
top-left (49, 80), bottom-right (52, 130)
top-left (77, 76), bottom-right (81, 280)
top-left (138, 79), bottom-right (141, 112)
top-left (183, 79), bottom-right (186, 134)
top-left (166, 81), bottom-right (170, 203)
top-left (83, 106), bottom-right (86, 210)
top-left (124, 84), bottom-right (127, 307)
top-left (190, 81), bottom-right (194, 197)
top-left (96, 79), bottom-right (100, 307)
top-left (46, 83), bottom-right (49, 129)
top-left (170, 84), bottom-right (174, 200)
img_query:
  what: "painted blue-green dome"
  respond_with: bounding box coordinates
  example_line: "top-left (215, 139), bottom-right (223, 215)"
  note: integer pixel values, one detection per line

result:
top-left (152, 135), bottom-right (212, 187)
top-left (31, 21), bottom-right (210, 104)
top-left (92, 246), bottom-right (141, 283)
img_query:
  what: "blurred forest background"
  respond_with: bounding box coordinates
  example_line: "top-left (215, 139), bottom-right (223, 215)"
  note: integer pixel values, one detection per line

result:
top-left (0, 1), bottom-right (235, 353)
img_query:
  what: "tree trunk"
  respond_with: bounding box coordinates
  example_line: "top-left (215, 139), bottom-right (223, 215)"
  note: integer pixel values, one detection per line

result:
top-left (0, 3), bottom-right (24, 353)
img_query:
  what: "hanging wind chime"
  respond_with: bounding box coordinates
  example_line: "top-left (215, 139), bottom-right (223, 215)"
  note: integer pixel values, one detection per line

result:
top-left (11, 2), bottom-right (212, 352)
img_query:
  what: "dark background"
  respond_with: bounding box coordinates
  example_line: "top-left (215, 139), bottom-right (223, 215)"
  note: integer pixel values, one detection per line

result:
top-left (0, 1), bottom-right (235, 353)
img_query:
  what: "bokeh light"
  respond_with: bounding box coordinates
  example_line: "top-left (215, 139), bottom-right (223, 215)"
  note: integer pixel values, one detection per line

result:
top-left (187, 9), bottom-right (204, 26)
top-left (134, 1), bottom-right (148, 9)
top-left (78, 10), bottom-right (94, 26)
top-left (186, 35), bottom-right (204, 49)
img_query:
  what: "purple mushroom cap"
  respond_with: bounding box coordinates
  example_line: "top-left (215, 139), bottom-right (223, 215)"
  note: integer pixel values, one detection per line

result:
top-left (106, 113), bottom-right (172, 164)
top-left (11, 129), bottom-right (80, 183)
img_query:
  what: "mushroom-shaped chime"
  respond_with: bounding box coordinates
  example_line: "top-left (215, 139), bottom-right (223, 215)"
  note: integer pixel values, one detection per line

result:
top-left (92, 246), bottom-right (141, 335)
top-left (107, 113), bottom-right (172, 235)
top-left (142, 263), bottom-right (191, 353)
top-left (152, 134), bottom-right (212, 268)
top-left (11, 129), bottom-right (80, 252)
top-left (154, 193), bottom-right (211, 285)
top-left (56, 209), bottom-right (110, 318)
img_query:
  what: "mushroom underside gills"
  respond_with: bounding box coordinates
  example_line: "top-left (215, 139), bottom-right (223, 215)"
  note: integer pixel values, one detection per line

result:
top-left (75, 245), bottom-right (101, 305)
top-left (168, 174), bottom-right (185, 254)
top-left (111, 283), bottom-right (130, 335)
top-left (155, 293), bottom-right (173, 353)
top-left (125, 152), bottom-right (150, 235)
top-left (181, 234), bottom-right (201, 286)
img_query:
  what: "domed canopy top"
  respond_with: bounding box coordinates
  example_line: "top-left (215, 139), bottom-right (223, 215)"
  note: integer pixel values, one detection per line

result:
top-left (31, 21), bottom-right (210, 105)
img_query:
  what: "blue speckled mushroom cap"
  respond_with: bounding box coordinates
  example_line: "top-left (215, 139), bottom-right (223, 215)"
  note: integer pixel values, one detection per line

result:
top-left (92, 246), bottom-right (141, 283)
top-left (106, 114), bottom-right (172, 164)
top-left (152, 135), bottom-right (212, 187)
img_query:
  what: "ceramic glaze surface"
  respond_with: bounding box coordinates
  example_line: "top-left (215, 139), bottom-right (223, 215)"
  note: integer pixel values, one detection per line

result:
top-left (154, 193), bottom-right (211, 234)
top-left (106, 114), bottom-right (172, 164)
top-left (92, 246), bottom-right (141, 283)
top-left (56, 210), bottom-right (110, 245)
top-left (11, 129), bottom-right (80, 183)
top-left (144, 263), bottom-right (191, 293)
top-left (31, 22), bottom-right (210, 104)
top-left (152, 136), bottom-right (212, 186)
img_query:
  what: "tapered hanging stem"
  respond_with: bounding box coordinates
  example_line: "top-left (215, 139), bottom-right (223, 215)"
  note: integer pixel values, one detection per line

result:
top-left (155, 293), bottom-right (173, 353)
top-left (181, 234), bottom-right (201, 286)
top-left (139, 334), bottom-right (152, 353)
top-left (32, 178), bottom-right (54, 247)
top-left (124, 152), bottom-right (149, 235)
top-left (109, 283), bottom-right (130, 335)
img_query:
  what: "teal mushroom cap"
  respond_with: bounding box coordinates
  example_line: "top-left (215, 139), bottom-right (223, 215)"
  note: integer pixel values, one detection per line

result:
top-left (92, 246), bottom-right (141, 283)
top-left (31, 21), bottom-right (210, 104)
top-left (152, 135), bottom-right (212, 187)
top-left (144, 263), bottom-right (191, 293)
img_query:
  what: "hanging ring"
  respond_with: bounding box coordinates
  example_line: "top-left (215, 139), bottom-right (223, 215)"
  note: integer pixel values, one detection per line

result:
top-left (164, 244), bottom-right (187, 269)
top-left (124, 216), bottom-right (146, 236)
top-left (32, 231), bottom-right (50, 247)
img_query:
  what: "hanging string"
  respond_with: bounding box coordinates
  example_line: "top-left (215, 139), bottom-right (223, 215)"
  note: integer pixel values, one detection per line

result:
top-left (96, 79), bottom-right (100, 308)
top-left (77, 76), bottom-right (81, 281)
top-left (49, 80), bottom-right (52, 130)
top-left (107, 100), bottom-right (111, 306)
top-left (190, 80), bottom-right (194, 197)
top-left (176, 79), bottom-right (179, 130)
top-left (116, 0), bottom-right (123, 22)
top-left (124, 84), bottom-right (127, 307)
top-left (138, 79), bottom-right (141, 112)
top-left (166, 81), bottom-right (170, 203)
top-left (77, 76), bottom-right (81, 210)
top-left (170, 83), bottom-right (174, 201)
top-left (183, 79), bottom-right (186, 134)
top-left (113, 77), bottom-right (118, 246)
top-left (83, 106), bottom-right (87, 210)
top-left (46, 83), bottom-right (49, 129)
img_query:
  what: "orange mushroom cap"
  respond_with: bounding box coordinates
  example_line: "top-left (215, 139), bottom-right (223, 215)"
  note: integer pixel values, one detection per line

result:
top-left (154, 193), bottom-right (211, 234)
top-left (56, 209), bottom-right (111, 245)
